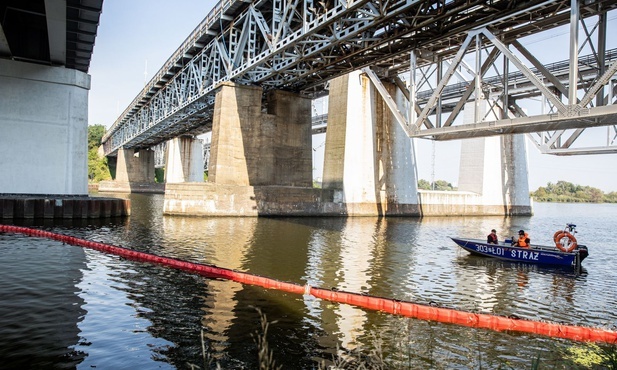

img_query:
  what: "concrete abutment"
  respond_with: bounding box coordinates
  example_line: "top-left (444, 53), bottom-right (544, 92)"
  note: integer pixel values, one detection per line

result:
top-left (455, 100), bottom-right (533, 216)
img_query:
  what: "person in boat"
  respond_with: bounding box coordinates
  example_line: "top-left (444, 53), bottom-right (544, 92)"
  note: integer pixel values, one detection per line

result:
top-left (487, 229), bottom-right (498, 244)
top-left (516, 230), bottom-right (531, 248)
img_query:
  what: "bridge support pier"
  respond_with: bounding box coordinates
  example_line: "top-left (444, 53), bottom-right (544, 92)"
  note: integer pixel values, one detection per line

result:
top-left (164, 82), bottom-right (321, 215)
top-left (0, 59), bottom-right (89, 195)
top-left (208, 82), bottom-right (313, 186)
top-left (165, 137), bottom-right (204, 183)
top-left (322, 70), bottom-right (420, 215)
top-left (457, 100), bottom-right (532, 215)
top-left (99, 148), bottom-right (163, 193)
top-left (0, 59), bottom-right (130, 219)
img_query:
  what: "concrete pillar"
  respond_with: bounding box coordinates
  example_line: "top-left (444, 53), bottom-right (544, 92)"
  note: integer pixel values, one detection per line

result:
top-left (209, 83), bottom-right (262, 185)
top-left (208, 82), bottom-right (312, 186)
top-left (165, 137), bottom-right (204, 183)
top-left (322, 70), bottom-right (419, 215)
top-left (0, 59), bottom-right (89, 195)
top-left (458, 100), bottom-right (532, 214)
top-left (115, 148), bottom-right (155, 183)
top-left (266, 90), bottom-right (313, 187)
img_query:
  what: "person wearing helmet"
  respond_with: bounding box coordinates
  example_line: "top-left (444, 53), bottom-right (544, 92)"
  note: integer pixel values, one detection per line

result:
top-left (517, 230), bottom-right (530, 248)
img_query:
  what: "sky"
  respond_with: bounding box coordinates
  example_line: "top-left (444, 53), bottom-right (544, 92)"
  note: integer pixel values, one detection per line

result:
top-left (88, 1), bottom-right (617, 193)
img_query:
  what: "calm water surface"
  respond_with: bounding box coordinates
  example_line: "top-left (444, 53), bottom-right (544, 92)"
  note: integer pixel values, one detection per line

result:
top-left (1, 195), bottom-right (616, 369)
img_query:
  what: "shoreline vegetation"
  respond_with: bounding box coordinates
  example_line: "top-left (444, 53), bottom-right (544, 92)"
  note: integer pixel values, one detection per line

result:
top-left (418, 179), bottom-right (617, 203)
top-left (530, 181), bottom-right (617, 203)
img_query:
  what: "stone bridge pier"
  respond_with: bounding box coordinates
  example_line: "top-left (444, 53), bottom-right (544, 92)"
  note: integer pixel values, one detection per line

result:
top-left (163, 82), bottom-right (321, 216)
top-left (457, 100), bottom-right (532, 215)
top-left (99, 148), bottom-right (162, 193)
top-left (99, 136), bottom-right (204, 193)
top-left (322, 70), bottom-right (421, 215)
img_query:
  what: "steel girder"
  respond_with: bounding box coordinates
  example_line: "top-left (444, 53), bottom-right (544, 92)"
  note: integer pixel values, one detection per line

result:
top-left (102, 0), bottom-right (617, 155)
top-left (386, 6), bottom-right (617, 154)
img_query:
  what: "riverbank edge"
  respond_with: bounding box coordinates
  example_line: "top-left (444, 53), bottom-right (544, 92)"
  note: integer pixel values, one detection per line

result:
top-left (0, 194), bottom-right (130, 219)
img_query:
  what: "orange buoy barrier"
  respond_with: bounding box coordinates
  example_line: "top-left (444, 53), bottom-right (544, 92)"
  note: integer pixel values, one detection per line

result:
top-left (1, 224), bottom-right (616, 344)
top-left (554, 232), bottom-right (578, 252)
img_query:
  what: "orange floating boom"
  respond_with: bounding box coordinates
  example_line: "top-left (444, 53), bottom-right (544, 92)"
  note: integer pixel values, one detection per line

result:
top-left (1, 224), bottom-right (615, 344)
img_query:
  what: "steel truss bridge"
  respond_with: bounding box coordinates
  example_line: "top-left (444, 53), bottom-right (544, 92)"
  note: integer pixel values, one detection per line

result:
top-left (102, 0), bottom-right (617, 159)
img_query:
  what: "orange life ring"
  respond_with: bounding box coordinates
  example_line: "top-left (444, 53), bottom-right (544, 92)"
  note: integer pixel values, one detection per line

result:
top-left (554, 232), bottom-right (577, 252)
top-left (553, 230), bottom-right (563, 243)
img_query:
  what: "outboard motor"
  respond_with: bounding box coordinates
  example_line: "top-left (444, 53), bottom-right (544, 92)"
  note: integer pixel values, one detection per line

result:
top-left (575, 244), bottom-right (589, 262)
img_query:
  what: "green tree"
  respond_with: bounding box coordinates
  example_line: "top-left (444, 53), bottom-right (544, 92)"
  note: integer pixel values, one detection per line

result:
top-left (534, 187), bottom-right (548, 199)
top-left (531, 181), bottom-right (615, 203)
top-left (418, 179), bottom-right (431, 190)
top-left (589, 188), bottom-right (604, 203)
top-left (417, 179), bottom-right (456, 191)
top-left (155, 168), bottom-right (165, 183)
top-left (87, 125), bottom-right (112, 182)
top-left (88, 124), bottom-right (106, 151)
top-left (605, 192), bottom-right (617, 203)
top-left (433, 180), bottom-right (455, 191)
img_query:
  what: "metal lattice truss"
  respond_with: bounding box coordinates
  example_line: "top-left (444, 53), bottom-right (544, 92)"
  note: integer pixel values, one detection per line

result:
top-left (364, 6), bottom-right (617, 154)
top-left (102, 0), bottom-right (617, 156)
top-left (153, 142), bottom-right (166, 169)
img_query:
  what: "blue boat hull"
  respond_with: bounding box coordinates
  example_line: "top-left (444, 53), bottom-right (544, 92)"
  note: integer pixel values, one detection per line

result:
top-left (451, 237), bottom-right (587, 269)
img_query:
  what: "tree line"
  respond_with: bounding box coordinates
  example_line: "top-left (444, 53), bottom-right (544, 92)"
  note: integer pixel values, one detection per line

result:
top-left (417, 178), bottom-right (616, 203)
top-left (531, 181), bottom-right (617, 203)
top-left (417, 179), bottom-right (456, 191)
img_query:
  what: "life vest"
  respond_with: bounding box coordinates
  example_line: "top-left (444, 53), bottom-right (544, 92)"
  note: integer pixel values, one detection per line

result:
top-left (517, 233), bottom-right (530, 248)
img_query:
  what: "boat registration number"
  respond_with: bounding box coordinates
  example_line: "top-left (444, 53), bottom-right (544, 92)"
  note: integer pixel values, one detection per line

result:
top-left (477, 245), bottom-right (539, 261)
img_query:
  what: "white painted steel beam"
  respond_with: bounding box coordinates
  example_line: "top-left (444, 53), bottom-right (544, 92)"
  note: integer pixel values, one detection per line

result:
top-left (362, 67), bottom-right (411, 136)
top-left (569, 0), bottom-right (579, 105)
top-left (481, 28), bottom-right (568, 115)
top-left (537, 145), bottom-right (617, 155)
top-left (410, 104), bottom-right (617, 140)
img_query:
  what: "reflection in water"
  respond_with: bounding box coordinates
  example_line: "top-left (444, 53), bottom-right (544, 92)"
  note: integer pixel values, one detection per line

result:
top-left (160, 216), bottom-right (264, 364)
top-left (74, 251), bottom-right (175, 369)
top-left (0, 236), bottom-right (87, 368)
top-left (330, 218), bottom-right (377, 350)
top-left (517, 269), bottom-right (530, 289)
top-left (1, 198), bottom-right (616, 368)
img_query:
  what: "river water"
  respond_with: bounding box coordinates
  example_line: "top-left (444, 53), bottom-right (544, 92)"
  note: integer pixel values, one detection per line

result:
top-left (1, 195), bottom-right (616, 369)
